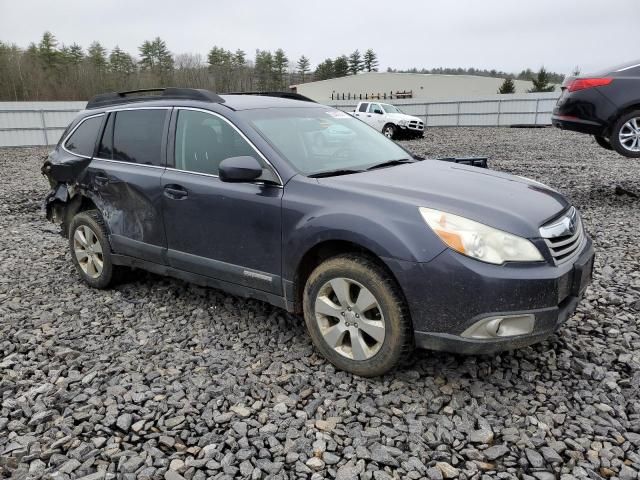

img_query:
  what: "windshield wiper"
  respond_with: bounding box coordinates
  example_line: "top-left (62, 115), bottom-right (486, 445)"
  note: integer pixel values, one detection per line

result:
top-left (366, 158), bottom-right (414, 171)
top-left (308, 169), bottom-right (364, 178)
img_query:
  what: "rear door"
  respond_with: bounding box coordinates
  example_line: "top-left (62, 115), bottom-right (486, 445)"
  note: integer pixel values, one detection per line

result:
top-left (88, 107), bottom-right (170, 264)
top-left (353, 102), bottom-right (369, 123)
top-left (160, 108), bottom-right (283, 295)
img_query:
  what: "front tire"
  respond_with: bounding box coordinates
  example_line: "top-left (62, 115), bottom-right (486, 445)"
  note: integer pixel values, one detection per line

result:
top-left (610, 111), bottom-right (640, 158)
top-left (68, 210), bottom-right (121, 289)
top-left (303, 254), bottom-right (413, 377)
top-left (382, 124), bottom-right (396, 139)
top-left (594, 135), bottom-right (613, 151)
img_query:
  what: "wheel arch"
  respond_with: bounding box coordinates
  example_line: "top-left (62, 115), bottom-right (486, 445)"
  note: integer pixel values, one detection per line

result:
top-left (52, 192), bottom-right (100, 236)
top-left (606, 103), bottom-right (640, 136)
top-left (290, 239), bottom-right (407, 315)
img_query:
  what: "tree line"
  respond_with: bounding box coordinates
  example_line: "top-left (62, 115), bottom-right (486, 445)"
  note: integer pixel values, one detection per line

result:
top-left (389, 65), bottom-right (566, 85)
top-left (0, 32), bottom-right (380, 101)
top-left (0, 31), bottom-right (568, 101)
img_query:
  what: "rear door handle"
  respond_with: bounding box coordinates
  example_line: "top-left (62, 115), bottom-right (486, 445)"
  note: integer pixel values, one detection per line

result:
top-left (94, 173), bottom-right (109, 186)
top-left (164, 184), bottom-right (188, 200)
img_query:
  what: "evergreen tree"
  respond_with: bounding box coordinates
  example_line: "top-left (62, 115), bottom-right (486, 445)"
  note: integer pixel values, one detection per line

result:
top-left (296, 55), bottom-right (310, 82)
top-left (255, 50), bottom-right (274, 90)
top-left (67, 43), bottom-right (84, 65)
top-left (139, 37), bottom-right (174, 73)
top-left (314, 59), bottom-right (335, 81)
top-left (333, 55), bottom-right (349, 77)
top-left (363, 49), bottom-right (378, 72)
top-left (38, 31), bottom-right (59, 69)
top-left (233, 49), bottom-right (246, 68)
top-left (528, 67), bottom-right (555, 92)
top-left (272, 49), bottom-right (288, 89)
top-left (109, 46), bottom-right (136, 75)
top-left (87, 41), bottom-right (107, 70)
top-left (208, 46), bottom-right (232, 68)
top-left (498, 77), bottom-right (515, 94)
top-left (348, 50), bottom-right (364, 75)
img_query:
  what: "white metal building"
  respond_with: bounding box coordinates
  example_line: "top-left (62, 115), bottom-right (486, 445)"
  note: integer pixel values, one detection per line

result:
top-left (292, 72), bottom-right (536, 102)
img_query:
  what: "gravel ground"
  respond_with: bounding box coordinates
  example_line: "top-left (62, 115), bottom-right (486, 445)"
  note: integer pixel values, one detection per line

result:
top-left (1, 127), bottom-right (639, 480)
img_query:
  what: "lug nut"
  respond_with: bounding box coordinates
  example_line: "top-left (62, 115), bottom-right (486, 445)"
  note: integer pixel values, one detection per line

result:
top-left (341, 312), bottom-right (345, 316)
top-left (355, 313), bottom-right (359, 318)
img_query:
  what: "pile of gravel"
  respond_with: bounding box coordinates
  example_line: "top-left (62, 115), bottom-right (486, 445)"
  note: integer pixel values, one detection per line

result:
top-left (1, 128), bottom-right (639, 480)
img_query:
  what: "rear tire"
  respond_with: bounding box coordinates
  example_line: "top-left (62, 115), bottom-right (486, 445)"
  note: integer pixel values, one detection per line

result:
top-left (303, 254), bottom-right (414, 377)
top-left (382, 124), bottom-right (396, 140)
top-left (594, 135), bottom-right (613, 150)
top-left (68, 210), bottom-right (122, 289)
top-left (610, 111), bottom-right (640, 158)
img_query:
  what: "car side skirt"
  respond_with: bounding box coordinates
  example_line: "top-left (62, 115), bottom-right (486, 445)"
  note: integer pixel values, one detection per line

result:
top-left (111, 254), bottom-right (289, 312)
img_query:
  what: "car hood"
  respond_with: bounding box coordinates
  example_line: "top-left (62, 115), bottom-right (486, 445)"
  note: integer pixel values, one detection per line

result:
top-left (386, 113), bottom-right (422, 123)
top-left (318, 160), bottom-right (569, 237)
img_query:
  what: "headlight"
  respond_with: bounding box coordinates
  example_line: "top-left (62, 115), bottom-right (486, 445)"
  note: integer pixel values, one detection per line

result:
top-left (419, 207), bottom-right (543, 264)
top-left (398, 120), bottom-right (408, 126)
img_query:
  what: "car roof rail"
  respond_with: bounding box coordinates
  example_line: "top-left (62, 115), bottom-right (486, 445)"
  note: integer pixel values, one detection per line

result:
top-left (224, 91), bottom-right (316, 103)
top-left (86, 88), bottom-right (225, 109)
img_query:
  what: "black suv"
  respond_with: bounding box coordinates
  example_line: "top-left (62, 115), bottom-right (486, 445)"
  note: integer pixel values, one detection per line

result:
top-left (43, 88), bottom-right (594, 376)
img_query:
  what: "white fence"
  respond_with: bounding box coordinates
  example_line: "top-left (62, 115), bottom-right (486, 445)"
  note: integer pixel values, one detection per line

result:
top-left (0, 92), bottom-right (560, 148)
top-left (0, 101), bottom-right (86, 148)
top-left (328, 92), bottom-right (561, 127)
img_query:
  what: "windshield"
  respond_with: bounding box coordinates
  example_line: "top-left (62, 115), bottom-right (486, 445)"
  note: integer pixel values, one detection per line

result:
top-left (381, 104), bottom-right (402, 114)
top-left (240, 107), bottom-right (411, 176)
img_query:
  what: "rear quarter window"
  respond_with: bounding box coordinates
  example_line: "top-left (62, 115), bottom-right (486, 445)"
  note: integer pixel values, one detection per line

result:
top-left (64, 115), bottom-right (103, 157)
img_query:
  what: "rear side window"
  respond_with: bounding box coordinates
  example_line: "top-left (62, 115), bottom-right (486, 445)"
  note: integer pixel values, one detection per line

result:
top-left (174, 110), bottom-right (257, 175)
top-left (358, 103), bottom-right (369, 112)
top-left (98, 109), bottom-right (167, 166)
top-left (64, 115), bottom-right (103, 157)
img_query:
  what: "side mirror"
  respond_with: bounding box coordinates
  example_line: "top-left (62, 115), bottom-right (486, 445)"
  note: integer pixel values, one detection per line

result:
top-left (219, 156), bottom-right (263, 183)
top-left (375, 110), bottom-right (383, 115)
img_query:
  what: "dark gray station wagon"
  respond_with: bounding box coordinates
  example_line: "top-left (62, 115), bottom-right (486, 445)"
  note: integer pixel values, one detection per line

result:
top-left (43, 88), bottom-right (595, 376)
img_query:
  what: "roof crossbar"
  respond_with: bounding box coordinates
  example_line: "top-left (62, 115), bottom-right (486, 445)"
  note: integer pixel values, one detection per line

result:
top-left (86, 88), bottom-right (225, 109)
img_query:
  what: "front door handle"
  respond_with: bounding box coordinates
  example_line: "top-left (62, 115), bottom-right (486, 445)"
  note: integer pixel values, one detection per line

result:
top-left (164, 184), bottom-right (188, 200)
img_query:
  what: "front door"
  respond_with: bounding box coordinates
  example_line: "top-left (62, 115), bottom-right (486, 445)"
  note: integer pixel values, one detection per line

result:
top-left (367, 103), bottom-right (386, 131)
top-left (161, 108), bottom-right (283, 295)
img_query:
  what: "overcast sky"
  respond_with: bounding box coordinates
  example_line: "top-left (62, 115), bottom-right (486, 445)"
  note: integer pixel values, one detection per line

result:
top-left (1, 0), bottom-right (637, 75)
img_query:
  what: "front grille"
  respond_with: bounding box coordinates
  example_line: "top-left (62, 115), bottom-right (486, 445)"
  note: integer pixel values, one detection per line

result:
top-left (540, 207), bottom-right (585, 264)
top-left (408, 121), bottom-right (424, 131)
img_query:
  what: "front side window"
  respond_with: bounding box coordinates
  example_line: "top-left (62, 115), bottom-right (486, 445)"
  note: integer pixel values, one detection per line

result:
top-left (64, 115), bottom-right (103, 157)
top-left (98, 109), bottom-right (167, 166)
top-left (369, 103), bottom-right (383, 114)
top-left (174, 109), bottom-right (257, 176)
top-left (241, 107), bottom-right (411, 176)
top-left (381, 104), bottom-right (401, 114)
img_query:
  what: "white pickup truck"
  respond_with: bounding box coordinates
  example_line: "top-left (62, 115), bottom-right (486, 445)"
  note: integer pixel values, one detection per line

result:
top-left (352, 101), bottom-right (424, 139)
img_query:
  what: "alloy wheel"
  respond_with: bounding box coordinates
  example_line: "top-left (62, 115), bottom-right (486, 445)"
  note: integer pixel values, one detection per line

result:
top-left (73, 225), bottom-right (104, 278)
top-left (383, 126), bottom-right (394, 138)
top-left (618, 117), bottom-right (640, 152)
top-left (314, 277), bottom-right (386, 361)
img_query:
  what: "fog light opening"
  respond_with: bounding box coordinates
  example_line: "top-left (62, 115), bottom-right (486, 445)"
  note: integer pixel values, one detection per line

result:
top-left (462, 314), bottom-right (535, 339)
